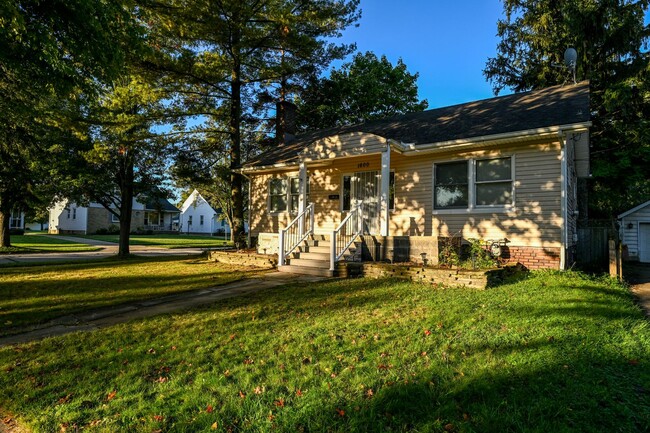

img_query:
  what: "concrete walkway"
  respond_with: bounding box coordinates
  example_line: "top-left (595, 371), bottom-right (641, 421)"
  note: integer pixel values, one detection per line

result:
top-left (0, 272), bottom-right (324, 347)
top-left (625, 262), bottom-right (650, 317)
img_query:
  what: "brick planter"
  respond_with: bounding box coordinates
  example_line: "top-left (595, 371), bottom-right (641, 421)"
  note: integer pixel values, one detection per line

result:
top-left (338, 262), bottom-right (519, 289)
top-left (208, 250), bottom-right (278, 269)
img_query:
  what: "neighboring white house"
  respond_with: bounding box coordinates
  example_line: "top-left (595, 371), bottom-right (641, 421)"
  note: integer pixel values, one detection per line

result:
top-left (49, 198), bottom-right (180, 235)
top-left (179, 189), bottom-right (230, 235)
top-left (619, 200), bottom-right (650, 263)
top-left (9, 209), bottom-right (24, 231)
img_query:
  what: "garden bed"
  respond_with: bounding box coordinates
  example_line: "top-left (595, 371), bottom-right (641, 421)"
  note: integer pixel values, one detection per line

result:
top-left (339, 261), bottom-right (526, 289)
top-left (208, 249), bottom-right (278, 268)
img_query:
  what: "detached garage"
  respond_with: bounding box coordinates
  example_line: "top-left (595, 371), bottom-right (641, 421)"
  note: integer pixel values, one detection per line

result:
top-left (619, 200), bottom-right (650, 263)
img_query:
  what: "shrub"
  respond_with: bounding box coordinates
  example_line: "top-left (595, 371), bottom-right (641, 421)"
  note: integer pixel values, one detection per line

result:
top-left (95, 228), bottom-right (108, 235)
top-left (107, 224), bottom-right (120, 235)
top-left (9, 228), bottom-right (25, 236)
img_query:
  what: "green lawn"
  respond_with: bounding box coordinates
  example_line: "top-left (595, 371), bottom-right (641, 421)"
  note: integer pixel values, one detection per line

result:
top-left (68, 234), bottom-right (232, 248)
top-left (0, 234), bottom-right (100, 254)
top-left (0, 257), bottom-right (264, 334)
top-left (1, 270), bottom-right (648, 432)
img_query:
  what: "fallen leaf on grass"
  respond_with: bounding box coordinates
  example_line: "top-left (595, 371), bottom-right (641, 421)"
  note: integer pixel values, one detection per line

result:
top-left (106, 390), bottom-right (117, 401)
top-left (254, 386), bottom-right (264, 394)
top-left (295, 389), bottom-right (303, 397)
top-left (274, 399), bottom-right (285, 407)
top-left (444, 423), bottom-right (454, 432)
top-left (211, 422), bottom-right (218, 429)
top-left (239, 391), bottom-right (246, 399)
top-left (424, 329), bottom-right (432, 336)
top-left (206, 405), bottom-right (214, 413)
top-left (335, 408), bottom-right (345, 417)
top-left (153, 415), bottom-right (164, 422)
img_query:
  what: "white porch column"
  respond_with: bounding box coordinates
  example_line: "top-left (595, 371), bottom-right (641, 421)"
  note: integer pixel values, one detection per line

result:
top-left (298, 161), bottom-right (307, 236)
top-left (298, 161), bottom-right (307, 213)
top-left (380, 145), bottom-right (391, 236)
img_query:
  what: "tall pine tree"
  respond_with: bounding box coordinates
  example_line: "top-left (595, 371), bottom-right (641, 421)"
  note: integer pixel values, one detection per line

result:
top-left (484, 0), bottom-right (650, 219)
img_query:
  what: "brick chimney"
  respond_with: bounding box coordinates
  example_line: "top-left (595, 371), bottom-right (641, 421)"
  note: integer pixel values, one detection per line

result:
top-left (276, 100), bottom-right (297, 145)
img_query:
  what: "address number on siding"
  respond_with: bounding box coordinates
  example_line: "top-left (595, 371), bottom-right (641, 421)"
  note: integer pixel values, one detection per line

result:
top-left (357, 162), bottom-right (370, 168)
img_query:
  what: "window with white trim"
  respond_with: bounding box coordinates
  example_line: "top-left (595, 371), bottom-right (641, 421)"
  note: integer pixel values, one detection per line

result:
top-left (72, 207), bottom-right (77, 220)
top-left (200, 215), bottom-right (204, 225)
top-left (269, 178), bottom-right (287, 212)
top-left (475, 157), bottom-right (513, 206)
top-left (111, 212), bottom-right (120, 223)
top-left (434, 161), bottom-right (469, 209)
top-left (269, 177), bottom-right (310, 214)
top-left (433, 156), bottom-right (514, 210)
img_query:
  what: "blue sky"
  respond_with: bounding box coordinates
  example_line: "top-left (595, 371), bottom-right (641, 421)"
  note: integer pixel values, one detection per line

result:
top-left (335, 0), bottom-right (506, 108)
top-left (333, 0), bottom-right (650, 109)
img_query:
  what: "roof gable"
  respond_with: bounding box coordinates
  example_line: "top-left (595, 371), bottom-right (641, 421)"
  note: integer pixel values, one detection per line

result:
top-left (618, 200), bottom-right (650, 219)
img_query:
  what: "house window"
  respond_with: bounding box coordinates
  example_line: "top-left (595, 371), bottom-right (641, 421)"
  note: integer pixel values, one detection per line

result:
top-left (111, 213), bottom-right (120, 223)
top-left (72, 208), bottom-right (77, 220)
top-left (188, 215), bottom-right (193, 225)
top-left (289, 178), bottom-right (300, 214)
top-left (67, 208), bottom-right (71, 219)
top-left (269, 178), bottom-right (287, 212)
top-left (342, 175), bottom-right (352, 211)
top-left (200, 215), bottom-right (204, 225)
top-left (475, 157), bottom-right (513, 206)
top-left (221, 219), bottom-right (225, 227)
top-left (10, 209), bottom-right (22, 228)
top-left (434, 161), bottom-right (469, 209)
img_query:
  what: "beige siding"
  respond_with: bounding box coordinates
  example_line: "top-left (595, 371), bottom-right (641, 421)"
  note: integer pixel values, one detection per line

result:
top-left (621, 205), bottom-right (650, 258)
top-left (250, 140), bottom-right (564, 249)
top-left (302, 132), bottom-right (387, 161)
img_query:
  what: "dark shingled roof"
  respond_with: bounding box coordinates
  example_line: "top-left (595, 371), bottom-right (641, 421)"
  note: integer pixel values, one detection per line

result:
top-left (145, 198), bottom-right (180, 213)
top-left (243, 81), bottom-right (590, 169)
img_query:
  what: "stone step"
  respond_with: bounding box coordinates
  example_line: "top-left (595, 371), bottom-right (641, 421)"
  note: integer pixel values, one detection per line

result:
top-left (278, 265), bottom-right (334, 277)
top-left (304, 239), bottom-right (331, 247)
top-left (303, 245), bottom-right (330, 254)
top-left (297, 251), bottom-right (330, 261)
top-left (288, 258), bottom-right (330, 268)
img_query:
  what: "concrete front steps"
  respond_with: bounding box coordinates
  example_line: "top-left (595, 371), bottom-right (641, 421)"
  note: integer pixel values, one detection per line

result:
top-left (278, 234), bottom-right (360, 277)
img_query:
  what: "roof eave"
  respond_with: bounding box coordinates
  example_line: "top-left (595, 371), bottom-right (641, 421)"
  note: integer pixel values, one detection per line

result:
top-left (389, 122), bottom-right (592, 155)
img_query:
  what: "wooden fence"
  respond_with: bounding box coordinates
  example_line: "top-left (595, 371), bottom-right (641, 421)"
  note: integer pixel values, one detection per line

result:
top-left (576, 227), bottom-right (610, 268)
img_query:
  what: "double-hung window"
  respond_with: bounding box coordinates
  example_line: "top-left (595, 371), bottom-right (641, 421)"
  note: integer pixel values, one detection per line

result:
top-left (269, 177), bottom-right (309, 214)
top-left (433, 157), bottom-right (513, 210)
top-left (434, 161), bottom-right (469, 209)
top-left (269, 178), bottom-right (288, 213)
top-left (475, 157), bottom-right (513, 206)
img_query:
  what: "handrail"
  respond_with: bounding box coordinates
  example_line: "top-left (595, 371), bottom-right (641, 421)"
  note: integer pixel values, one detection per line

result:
top-left (278, 203), bottom-right (314, 266)
top-left (330, 204), bottom-right (362, 271)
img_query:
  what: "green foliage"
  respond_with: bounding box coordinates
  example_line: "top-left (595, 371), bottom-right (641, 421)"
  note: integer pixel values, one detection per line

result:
top-left (465, 238), bottom-right (497, 269)
top-left (298, 51), bottom-right (429, 130)
top-left (148, 0), bottom-right (360, 241)
top-left (438, 236), bottom-right (460, 267)
top-left (484, 0), bottom-right (650, 217)
top-left (0, 271), bottom-right (648, 431)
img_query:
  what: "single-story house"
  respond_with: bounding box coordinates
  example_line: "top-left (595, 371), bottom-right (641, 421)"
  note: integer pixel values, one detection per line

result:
top-left (49, 198), bottom-right (180, 235)
top-left (179, 189), bottom-right (230, 235)
top-left (238, 82), bottom-right (591, 276)
top-left (619, 200), bottom-right (650, 263)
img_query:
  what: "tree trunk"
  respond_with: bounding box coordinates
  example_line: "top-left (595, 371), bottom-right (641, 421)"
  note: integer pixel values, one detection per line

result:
top-left (229, 27), bottom-right (245, 247)
top-left (0, 207), bottom-right (10, 247)
top-left (117, 152), bottom-right (135, 258)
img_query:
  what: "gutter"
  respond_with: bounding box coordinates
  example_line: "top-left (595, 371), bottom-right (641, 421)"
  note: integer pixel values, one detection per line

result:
top-left (388, 122), bottom-right (592, 155)
top-left (238, 122), bottom-right (592, 174)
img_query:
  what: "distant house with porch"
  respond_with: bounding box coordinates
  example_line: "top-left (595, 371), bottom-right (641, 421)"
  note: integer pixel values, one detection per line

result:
top-left (49, 198), bottom-right (180, 235)
top-left (239, 82), bottom-right (591, 276)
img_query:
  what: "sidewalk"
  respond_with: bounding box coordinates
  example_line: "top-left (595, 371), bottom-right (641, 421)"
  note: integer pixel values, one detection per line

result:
top-left (0, 272), bottom-right (324, 347)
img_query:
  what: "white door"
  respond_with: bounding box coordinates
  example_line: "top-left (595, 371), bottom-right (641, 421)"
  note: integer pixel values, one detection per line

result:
top-left (639, 223), bottom-right (650, 263)
top-left (352, 171), bottom-right (380, 235)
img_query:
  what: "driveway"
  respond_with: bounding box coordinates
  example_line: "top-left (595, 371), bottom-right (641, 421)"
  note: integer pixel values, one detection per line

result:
top-left (624, 262), bottom-right (650, 316)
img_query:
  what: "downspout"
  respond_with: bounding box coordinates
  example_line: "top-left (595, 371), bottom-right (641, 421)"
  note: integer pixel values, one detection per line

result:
top-left (559, 132), bottom-right (568, 270)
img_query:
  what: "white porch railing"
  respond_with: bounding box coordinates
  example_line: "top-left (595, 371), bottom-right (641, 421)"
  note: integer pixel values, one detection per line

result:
top-left (278, 203), bottom-right (315, 266)
top-left (330, 204), bottom-right (363, 271)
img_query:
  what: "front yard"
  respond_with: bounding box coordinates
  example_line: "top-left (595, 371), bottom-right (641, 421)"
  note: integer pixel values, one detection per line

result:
top-left (0, 234), bottom-right (100, 254)
top-left (68, 234), bottom-right (232, 249)
top-left (0, 266), bottom-right (648, 432)
top-left (0, 257), bottom-right (263, 334)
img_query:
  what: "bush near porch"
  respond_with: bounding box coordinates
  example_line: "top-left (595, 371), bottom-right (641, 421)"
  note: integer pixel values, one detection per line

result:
top-left (0, 270), bottom-right (648, 432)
